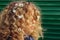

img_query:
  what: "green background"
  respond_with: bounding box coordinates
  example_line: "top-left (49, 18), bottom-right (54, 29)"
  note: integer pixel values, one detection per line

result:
top-left (0, 0), bottom-right (60, 40)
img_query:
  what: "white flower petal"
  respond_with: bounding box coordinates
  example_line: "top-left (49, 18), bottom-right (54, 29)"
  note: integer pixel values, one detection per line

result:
top-left (19, 3), bottom-right (24, 7)
top-left (18, 28), bottom-right (22, 32)
top-left (15, 3), bottom-right (18, 6)
top-left (18, 15), bottom-right (23, 19)
top-left (13, 10), bottom-right (16, 13)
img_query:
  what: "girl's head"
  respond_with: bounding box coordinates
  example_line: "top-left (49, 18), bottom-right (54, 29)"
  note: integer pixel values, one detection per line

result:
top-left (0, 1), bottom-right (42, 40)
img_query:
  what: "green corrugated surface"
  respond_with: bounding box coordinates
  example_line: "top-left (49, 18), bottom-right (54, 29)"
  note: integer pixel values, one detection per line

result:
top-left (0, 0), bottom-right (60, 40)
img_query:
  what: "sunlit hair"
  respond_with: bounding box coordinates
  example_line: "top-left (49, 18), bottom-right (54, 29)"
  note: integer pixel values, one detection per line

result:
top-left (0, 1), bottom-right (42, 40)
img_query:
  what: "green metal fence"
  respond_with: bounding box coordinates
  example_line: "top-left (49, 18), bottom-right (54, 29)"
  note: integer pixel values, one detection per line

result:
top-left (0, 0), bottom-right (60, 40)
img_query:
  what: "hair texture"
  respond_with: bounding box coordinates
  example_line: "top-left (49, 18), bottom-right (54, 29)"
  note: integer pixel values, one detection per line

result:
top-left (0, 1), bottom-right (42, 40)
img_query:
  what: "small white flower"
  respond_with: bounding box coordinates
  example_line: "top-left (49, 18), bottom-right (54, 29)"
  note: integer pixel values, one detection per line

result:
top-left (19, 3), bottom-right (24, 7)
top-left (13, 9), bottom-right (16, 13)
top-left (18, 28), bottom-right (22, 32)
top-left (18, 15), bottom-right (23, 19)
top-left (15, 3), bottom-right (18, 6)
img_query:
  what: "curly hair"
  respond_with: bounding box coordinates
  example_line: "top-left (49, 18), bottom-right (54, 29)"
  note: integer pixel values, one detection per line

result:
top-left (0, 1), bottom-right (42, 40)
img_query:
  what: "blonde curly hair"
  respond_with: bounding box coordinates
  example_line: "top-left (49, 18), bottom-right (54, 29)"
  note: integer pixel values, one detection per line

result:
top-left (0, 1), bottom-right (42, 40)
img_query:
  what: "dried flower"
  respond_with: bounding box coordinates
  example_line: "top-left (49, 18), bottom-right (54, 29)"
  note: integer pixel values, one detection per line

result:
top-left (13, 9), bottom-right (16, 13)
top-left (19, 3), bottom-right (24, 7)
top-left (18, 28), bottom-right (22, 32)
top-left (18, 15), bottom-right (24, 19)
